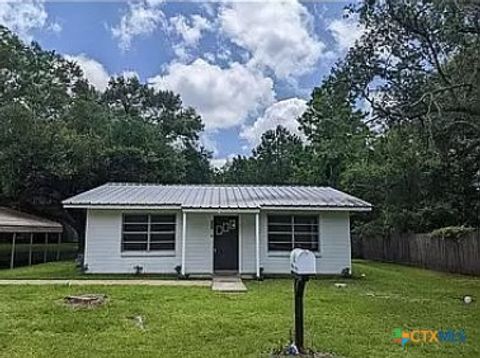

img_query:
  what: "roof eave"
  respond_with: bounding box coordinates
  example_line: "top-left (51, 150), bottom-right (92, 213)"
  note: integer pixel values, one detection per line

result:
top-left (63, 204), bottom-right (182, 210)
top-left (260, 206), bottom-right (372, 212)
top-left (64, 203), bottom-right (372, 212)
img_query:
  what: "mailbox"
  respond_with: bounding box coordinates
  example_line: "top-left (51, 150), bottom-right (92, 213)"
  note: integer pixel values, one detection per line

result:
top-left (290, 248), bottom-right (316, 353)
top-left (290, 248), bottom-right (316, 276)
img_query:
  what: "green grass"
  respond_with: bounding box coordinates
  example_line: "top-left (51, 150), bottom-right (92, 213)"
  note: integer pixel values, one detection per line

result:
top-left (0, 260), bottom-right (479, 357)
top-left (0, 261), bottom-right (176, 280)
top-left (0, 261), bottom-right (79, 279)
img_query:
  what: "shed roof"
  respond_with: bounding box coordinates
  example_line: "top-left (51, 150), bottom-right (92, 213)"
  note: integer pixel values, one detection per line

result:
top-left (0, 207), bottom-right (63, 233)
top-left (63, 183), bottom-right (372, 211)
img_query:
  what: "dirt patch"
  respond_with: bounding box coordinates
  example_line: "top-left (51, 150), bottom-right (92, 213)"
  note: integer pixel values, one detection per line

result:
top-left (64, 294), bottom-right (107, 308)
top-left (271, 352), bottom-right (337, 357)
top-left (271, 346), bottom-right (339, 357)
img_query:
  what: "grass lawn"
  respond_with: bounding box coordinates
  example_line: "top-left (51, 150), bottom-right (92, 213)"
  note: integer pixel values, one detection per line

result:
top-left (0, 261), bottom-right (174, 280)
top-left (0, 260), bottom-right (478, 357)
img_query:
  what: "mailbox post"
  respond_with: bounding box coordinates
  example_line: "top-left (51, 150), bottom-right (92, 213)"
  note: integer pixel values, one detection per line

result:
top-left (290, 249), bottom-right (316, 353)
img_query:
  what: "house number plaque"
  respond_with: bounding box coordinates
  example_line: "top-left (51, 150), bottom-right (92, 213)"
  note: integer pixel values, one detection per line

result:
top-left (215, 219), bottom-right (236, 236)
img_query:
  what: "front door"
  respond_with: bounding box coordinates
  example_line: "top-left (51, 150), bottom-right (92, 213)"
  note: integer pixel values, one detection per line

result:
top-left (213, 216), bottom-right (239, 271)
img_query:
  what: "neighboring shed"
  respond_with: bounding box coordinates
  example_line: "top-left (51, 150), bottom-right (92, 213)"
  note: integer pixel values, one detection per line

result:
top-left (0, 207), bottom-right (63, 269)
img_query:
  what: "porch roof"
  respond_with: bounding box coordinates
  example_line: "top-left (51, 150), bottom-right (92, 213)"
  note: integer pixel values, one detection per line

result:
top-left (63, 183), bottom-right (372, 211)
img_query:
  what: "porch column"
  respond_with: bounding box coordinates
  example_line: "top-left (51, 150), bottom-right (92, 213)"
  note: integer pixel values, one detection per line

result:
top-left (28, 233), bottom-right (34, 266)
top-left (255, 212), bottom-right (260, 278)
top-left (43, 233), bottom-right (48, 263)
top-left (56, 232), bottom-right (62, 261)
top-left (181, 211), bottom-right (186, 276)
top-left (10, 233), bottom-right (16, 269)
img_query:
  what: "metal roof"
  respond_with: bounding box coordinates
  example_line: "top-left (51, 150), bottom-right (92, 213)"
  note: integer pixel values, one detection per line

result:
top-left (63, 183), bottom-right (372, 211)
top-left (0, 207), bottom-right (63, 233)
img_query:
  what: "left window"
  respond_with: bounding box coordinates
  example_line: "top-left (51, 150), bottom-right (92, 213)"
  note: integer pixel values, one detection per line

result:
top-left (122, 214), bottom-right (176, 251)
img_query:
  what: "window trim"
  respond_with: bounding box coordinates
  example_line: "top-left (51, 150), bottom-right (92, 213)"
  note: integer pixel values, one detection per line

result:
top-left (266, 214), bottom-right (320, 255)
top-left (121, 213), bottom-right (176, 253)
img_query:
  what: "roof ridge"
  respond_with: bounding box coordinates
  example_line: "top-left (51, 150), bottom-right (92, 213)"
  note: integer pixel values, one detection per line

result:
top-left (104, 182), bottom-right (331, 188)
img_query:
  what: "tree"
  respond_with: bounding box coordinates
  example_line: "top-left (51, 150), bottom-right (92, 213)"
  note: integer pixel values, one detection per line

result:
top-left (299, 72), bottom-right (371, 187)
top-left (334, 0), bottom-right (480, 232)
top-left (219, 126), bottom-right (307, 185)
top-left (0, 26), bottom-right (212, 234)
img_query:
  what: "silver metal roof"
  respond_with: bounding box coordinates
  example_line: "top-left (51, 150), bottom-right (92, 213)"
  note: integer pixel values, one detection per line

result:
top-left (63, 183), bottom-right (372, 211)
top-left (0, 207), bottom-right (63, 233)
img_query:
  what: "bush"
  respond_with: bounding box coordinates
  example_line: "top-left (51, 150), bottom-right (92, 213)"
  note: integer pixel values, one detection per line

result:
top-left (430, 226), bottom-right (475, 240)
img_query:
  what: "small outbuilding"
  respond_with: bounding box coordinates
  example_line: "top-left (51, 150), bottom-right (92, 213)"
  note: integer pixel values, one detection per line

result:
top-left (63, 183), bottom-right (372, 277)
top-left (0, 207), bottom-right (63, 268)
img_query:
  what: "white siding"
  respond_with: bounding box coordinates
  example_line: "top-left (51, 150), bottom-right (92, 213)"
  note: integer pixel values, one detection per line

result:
top-left (85, 209), bottom-right (351, 275)
top-left (240, 213), bottom-right (256, 274)
top-left (85, 209), bottom-right (181, 274)
top-left (257, 211), bottom-right (351, 275)
top-left (184, 213), bottom-right (213, 274)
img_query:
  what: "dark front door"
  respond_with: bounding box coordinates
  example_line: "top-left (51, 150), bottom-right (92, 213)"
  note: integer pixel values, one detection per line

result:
top-left (213, 216), bottom-right (239, 271)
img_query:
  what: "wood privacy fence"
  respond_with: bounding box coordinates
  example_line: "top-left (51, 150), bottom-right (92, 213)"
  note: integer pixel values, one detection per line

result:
top-left (352, 231), bottom-right (480, 275)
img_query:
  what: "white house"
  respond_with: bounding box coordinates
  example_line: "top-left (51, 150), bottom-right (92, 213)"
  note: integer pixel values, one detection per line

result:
top-left (63, 183), bottom-right (371, 278)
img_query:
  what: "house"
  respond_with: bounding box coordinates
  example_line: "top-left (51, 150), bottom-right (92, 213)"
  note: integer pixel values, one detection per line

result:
top-left (63, 183), bottom-right (371, 277)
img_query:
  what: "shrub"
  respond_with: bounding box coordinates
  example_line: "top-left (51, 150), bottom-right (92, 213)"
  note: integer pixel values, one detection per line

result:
top-left (430, 226), bottom-right (475, 240)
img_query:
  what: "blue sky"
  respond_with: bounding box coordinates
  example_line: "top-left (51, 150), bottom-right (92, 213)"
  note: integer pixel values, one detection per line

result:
top-left (1, 0), bottom-right (363, 167)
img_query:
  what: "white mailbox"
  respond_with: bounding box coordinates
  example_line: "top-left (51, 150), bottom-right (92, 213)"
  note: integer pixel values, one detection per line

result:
top-left (290, 248), bottom-right (316, 275)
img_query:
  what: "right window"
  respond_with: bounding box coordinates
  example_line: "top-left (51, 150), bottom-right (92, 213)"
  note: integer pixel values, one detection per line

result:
top-left (267, 215), bottom-right (319, 252)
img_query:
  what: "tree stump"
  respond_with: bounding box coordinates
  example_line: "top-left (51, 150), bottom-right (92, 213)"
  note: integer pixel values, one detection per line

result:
top-left (64, 294), bottom-right (107, 307)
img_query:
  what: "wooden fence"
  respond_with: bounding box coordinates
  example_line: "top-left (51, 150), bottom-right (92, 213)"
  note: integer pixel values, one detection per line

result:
top-left (352, 231), bottom-right (480, 275)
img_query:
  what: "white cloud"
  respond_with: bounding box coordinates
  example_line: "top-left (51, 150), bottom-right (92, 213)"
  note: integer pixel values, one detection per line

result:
top-left (219, 1), bottom-right (324, 79)
top-left (328, 14), bottom-right (364, 53)
top-left (120, 70), bottom-right (139, 79)
top-left (65, 54), bottom-right (110, 92)
top-left (168, 14), bottom-right (212, 63)
top-left (210, 158), bottom-right (227, 169)
top-left (65, 55), bottom-right (141, 92)
top-left (200, 132), bottom-right (218, 156)
top-left (48, 21), bottom-right (62, 34)
top-left (240, 98), bottom-right (307, 147)
top-left (0, 0), bottom-right (48, 41)
top-left (169, 14), bottom-right (211, 47)
top-left (149, 59), bottom-right (275, 130)
top-left (111, 0), bottom-right (165, 51)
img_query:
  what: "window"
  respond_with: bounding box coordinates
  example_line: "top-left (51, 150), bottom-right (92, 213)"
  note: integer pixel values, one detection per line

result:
top-left (267, 215), bottom-right (319, 252)
top-left (122, 214), bottom-right (176, 251)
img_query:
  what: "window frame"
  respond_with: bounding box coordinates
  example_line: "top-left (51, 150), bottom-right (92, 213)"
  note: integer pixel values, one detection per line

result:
top-left (121, 213), bottom-right (176, 253)
top-left (267, 214), bottom-right (320, 254)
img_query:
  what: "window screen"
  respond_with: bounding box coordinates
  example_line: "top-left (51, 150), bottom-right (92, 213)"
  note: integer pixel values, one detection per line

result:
top-left (267, 215), bottom-right (319, 252)
top-left (122, 214), bottom-right (175, 251)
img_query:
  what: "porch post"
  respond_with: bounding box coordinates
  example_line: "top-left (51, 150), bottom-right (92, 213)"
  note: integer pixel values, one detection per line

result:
top-left (44, 233), bottom-right (48, 263)
top-left (56, 232), bottom-right (62, 261)
top-left (255, 212), bottom-right (260, 278)
top-left (181, 211), bottom-right (186, 276)
top-left (28, 233), bottom-right (34, 266)
top-left (10, 233), bottom-right (16, 269)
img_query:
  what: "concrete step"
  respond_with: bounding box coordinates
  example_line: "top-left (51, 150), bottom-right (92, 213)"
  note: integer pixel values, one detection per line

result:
top-left (212, 276), bottom-right (247, 292)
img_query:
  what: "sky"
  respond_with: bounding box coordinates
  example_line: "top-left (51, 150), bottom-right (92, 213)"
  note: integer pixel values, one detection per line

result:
top-left (0, 0), bottom-right (364, 167)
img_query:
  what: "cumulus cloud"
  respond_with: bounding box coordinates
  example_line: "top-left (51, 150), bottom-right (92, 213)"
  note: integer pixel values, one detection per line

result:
top-left (169, 14), bottom-right (211, 47)
top-left (65, 54), bottom-right (110, 91)
top-left (210, 158), bottom-right (227, 169)
top-left (111, 0), bottom-right (165, 51)
top-left (240, 98), bottom-right (307, 147)
top-left (0, 0), bottom-right (49, 41)
top-left (120, 70), bottom-right (139, 79)
top-left (328, 14), bottom-right (364, 53)
top-left (149, 59), bottom-right (275, 130)
top-left (219, 0), bottom-right (324, 79)
top-left (65, 55), bottom-right (141, 92)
